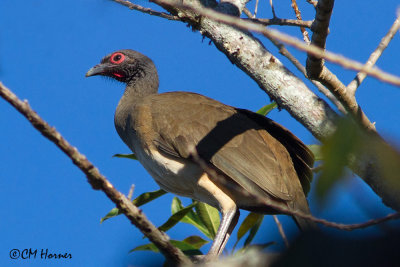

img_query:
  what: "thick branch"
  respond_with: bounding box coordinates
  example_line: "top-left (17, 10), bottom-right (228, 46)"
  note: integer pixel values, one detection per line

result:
top-left (0, 82), bottom-right (190, 265)
top-left (306, 0), bottom-right (334, 77)
top-left (347, 13), bottom-right (400, 95)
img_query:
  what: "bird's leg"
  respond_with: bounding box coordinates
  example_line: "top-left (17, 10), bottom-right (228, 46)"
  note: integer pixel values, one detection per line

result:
top-left (216, 209), bottom-right (240, 256)
top-left (196, 173), bottom-right (239, 261)
top-left (206, 207), bottom-right (239, 259)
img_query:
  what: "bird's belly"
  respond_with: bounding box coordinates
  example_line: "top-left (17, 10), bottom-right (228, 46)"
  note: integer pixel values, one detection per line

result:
top-left (136, 148), bottom-right (204, 199)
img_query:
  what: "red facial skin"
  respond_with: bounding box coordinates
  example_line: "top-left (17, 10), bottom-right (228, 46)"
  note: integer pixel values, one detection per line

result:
top-left (110, 52), bottom-right (125, 78)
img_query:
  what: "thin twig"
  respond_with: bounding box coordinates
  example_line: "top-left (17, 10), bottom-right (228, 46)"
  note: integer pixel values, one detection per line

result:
top-left (188, 146), bottom-right (400, 230)
top-left (253, 0), bottom-right (259, 18)
top-left (273, 215), bottom-right (289, 248)
top-left (243, 7), bottom-right (253, 18)
top-left (291, 0), bottom-right (311, 43)
top-left (270, 0), bottom-right (277, 18)
top-left (0, 82), bottom-right (190, 265)
top-left (114, 0), bottom-right (180, 21)
top-left (347, 13), bottom-right (400, 95)
top-left (128, 184), bottom-right (135, 200)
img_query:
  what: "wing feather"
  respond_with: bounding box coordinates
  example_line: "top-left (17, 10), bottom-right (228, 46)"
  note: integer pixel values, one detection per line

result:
top-left (149, 92), bottom-right (309, 201)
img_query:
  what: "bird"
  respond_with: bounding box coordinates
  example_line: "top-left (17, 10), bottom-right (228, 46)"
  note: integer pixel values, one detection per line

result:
top-left (86, 49), bottom-right (316, 259)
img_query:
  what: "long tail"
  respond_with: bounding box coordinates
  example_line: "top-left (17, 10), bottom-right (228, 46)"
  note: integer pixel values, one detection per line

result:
top-left (291, 194), bottom-right (319, 231)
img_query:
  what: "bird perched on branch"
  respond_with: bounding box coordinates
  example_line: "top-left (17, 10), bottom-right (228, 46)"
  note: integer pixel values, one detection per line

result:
top-left (86, 49), bottom-right (316, 260)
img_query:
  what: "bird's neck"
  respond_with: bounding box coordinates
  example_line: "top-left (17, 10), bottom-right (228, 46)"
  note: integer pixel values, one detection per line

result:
top-left (122, 69), bottom-right (159, 104)
top-left (114, 68), bottom-right (159, 151)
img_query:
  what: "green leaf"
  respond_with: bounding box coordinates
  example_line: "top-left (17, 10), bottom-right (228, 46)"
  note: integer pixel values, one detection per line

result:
top-left (256, 102), bottom-right (277, 116)
top-left (243, 215), bottom-right (264, 247)
top-left (307, 144), bottom-right (323, 161)
top-left (170, 240), bottom-right (203, 256)
top-left (172, 198), bottom-right (212, 239)
top-left (317, 117), bottom-right (400, 204)
top-left (130, 243), bottom-right (159, 253)
top-left (171, 196), bottom-right (185, 214)
top-left (158, 202), bottom-right (197, 232)
top-left (236, 213), bottom-right (264, 242)
top-left (100, 189), bottom-right (167, 223)
top-left (317, 118), bottom-right (360, 200)
top-left (130, 240), bottom-right (203, 256)
top-left (100, 208), bottom-right (120, 223)
top-left (182, 236), bottom-right (209, 249)
top-left (195, 202), bottom-right (220, 239)
top-left (113, 153), bottom-right (138, 160)
top-left (132, 189), bottom-right (167, 207)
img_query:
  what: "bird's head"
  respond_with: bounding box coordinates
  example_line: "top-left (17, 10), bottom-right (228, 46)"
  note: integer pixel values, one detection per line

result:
top-left (86, 49), bottom-right (157, 84)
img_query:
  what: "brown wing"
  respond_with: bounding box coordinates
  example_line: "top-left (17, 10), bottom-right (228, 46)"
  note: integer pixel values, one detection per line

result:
top-left (148, 92), bottom-right (308, 201)
top-left (237, 109), bottom-right (314, 195)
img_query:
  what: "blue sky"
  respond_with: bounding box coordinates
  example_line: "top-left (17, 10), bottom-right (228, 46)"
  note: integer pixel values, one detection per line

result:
top-left (1, 1), bottom-right (399, 266)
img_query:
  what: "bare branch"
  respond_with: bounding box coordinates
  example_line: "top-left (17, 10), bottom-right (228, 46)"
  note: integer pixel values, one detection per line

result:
top-left (317, 67), bottom-right (376, 132)
top-left (285, 0), bottom-right (346, 115)
top-left (290, 0), bottom-right (311, 43)
top-left (291, 0), bottom-right (375, 131)
top-left (273, 215), bottom-right (289, 248)
top-left (347, 13), bottom-right (400, 95)
top-left (253, 0), bottom-right (259, 18)
top-left (265, 34), bottom-right (347, 113)
top-left (301, 0), bottom-right (375, 131)
top-left (188, 145), bottom-right (400, 231)
top-left (306, 0), bottom-right (334, 77)
top-left (306, 0), bottom-right (318, 8)
top-left (244, 17), bottom-right (313, 28)
top-left (114, 0), bottom-right (180, 21)
top-left (0, 82), bottom-right (190, 265)
top-left (128, 184), bottom-right (135, 200)
top-left (242, 7), bottom-right (253, 18)
top-left (269, 0), bottom-right (277, 18)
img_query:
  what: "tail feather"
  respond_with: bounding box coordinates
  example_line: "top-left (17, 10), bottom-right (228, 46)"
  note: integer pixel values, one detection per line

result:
top-left (293, 215), bottom-right (318, 232)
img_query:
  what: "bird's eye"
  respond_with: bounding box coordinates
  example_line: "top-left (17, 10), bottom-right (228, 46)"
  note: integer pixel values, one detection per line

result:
top-left (110, 52), bottom-right (125, 64)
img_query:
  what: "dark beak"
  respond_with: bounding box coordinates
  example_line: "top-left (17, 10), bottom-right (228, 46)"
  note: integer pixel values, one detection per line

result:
top-left (86, 64), bottom-right (110, 77)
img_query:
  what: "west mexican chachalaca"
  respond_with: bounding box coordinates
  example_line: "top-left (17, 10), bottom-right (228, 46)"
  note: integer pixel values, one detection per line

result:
top-left (86, 49), bottom-right (316, 259)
